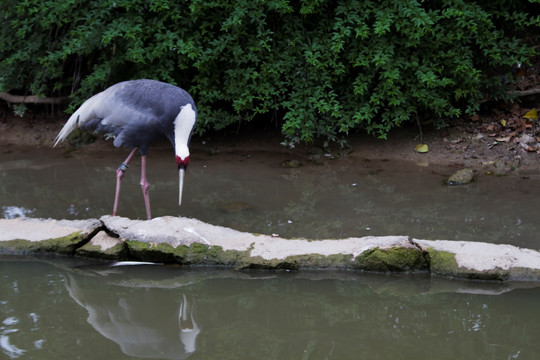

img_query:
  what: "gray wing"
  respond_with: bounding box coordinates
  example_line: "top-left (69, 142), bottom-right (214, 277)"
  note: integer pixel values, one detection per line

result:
top-left (55, 79), bottom-right (195, 154)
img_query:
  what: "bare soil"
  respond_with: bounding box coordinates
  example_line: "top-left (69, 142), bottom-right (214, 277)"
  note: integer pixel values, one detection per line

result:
top-left (1, 108), bottom-right (539, 174)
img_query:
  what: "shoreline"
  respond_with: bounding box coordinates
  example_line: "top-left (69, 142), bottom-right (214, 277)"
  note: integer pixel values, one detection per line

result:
top-left (2, 115), bottom-right (540, 173)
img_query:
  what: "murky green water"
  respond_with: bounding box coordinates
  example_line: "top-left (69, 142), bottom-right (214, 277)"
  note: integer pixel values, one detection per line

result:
top-left (1, 257), bottom-right (539, 359)
top-left (1, 145), bottom-right (539, 249)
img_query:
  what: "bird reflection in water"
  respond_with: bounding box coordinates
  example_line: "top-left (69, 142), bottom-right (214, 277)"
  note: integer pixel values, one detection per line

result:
top-left (64, 273), bottom-right (200, 359)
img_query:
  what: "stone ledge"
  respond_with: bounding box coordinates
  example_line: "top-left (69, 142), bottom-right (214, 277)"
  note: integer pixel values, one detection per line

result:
top-left (416, 240), bottom-right (540, 281)
top-left (0, 216), bottom-right (539, 281)
top-left (0, 218), bottom-right (101, 255)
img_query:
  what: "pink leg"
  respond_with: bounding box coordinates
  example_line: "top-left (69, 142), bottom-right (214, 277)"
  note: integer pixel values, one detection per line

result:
top-left (140, 155), bottom-right (151, 220)
top-left (113, 148), bottom-right (138, 217)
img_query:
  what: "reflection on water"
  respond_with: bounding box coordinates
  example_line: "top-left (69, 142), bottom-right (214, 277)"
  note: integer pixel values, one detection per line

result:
top-left (1, 146), bottom-right (540, 249)
top-left (65, 273), bottom-right (199, 359)
top-left (1, 257), bottom-right (540, 359)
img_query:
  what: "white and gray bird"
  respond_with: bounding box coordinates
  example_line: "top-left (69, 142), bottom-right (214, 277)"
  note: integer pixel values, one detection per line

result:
top-left (54, 79), bottom-right (197, 220)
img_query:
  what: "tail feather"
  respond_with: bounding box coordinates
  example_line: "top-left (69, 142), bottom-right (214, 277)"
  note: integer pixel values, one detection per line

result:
top-left (53, 92), bottom-right (102, 147)
top-left (53, 113), bottom-right (79, 147)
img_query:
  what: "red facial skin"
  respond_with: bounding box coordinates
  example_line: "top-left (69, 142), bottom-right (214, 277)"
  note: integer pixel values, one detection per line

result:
top-left (176, 155), bottom-right (190, 170)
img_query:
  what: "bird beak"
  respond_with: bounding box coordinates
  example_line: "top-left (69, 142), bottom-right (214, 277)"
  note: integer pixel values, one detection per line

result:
top-left (179, 167), bottom-right (185, 206)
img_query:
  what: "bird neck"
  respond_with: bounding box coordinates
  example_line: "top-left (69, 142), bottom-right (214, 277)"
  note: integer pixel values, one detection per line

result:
top-left (174, 103), bottom-right (196, 154)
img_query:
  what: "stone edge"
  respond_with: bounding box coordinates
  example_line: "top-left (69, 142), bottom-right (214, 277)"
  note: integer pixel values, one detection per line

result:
top-left (0, 216), bottom-right (539, 281)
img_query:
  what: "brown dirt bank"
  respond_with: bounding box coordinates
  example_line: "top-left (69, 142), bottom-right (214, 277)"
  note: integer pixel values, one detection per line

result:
top-left (1, 112), bottom-right (539, 173)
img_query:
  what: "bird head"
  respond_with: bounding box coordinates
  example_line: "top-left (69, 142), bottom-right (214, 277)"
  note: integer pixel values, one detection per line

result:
top-left (173, 102), bottom-right (197, 209)
top-left (176, 155), bottom-right (190, 170)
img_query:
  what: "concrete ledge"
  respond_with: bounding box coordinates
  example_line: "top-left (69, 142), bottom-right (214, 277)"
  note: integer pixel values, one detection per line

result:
top-left (0, 216), bottom-right (539, 281)
top-left (416, 240), bottom-right (540, 281)
top-left (0, 218), bottom-right (101, 254)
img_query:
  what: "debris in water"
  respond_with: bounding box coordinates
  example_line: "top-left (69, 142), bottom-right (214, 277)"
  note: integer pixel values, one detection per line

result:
top-left (111, 261), bottom-right (161, 266)
top-left (415, 144), bottom-right (429, 153)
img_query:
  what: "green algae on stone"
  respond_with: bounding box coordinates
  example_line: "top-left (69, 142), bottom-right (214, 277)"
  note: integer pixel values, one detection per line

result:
top-left (354, 246), bottom-right (429, 272)
top-left (126, 241), bottom-right (177, 263)
top-left (239, 257), bottom-right (300, 270)
top-left (175, 242), bottom-right (247, 266)
top-left (283, 254), bottom-right (355, 270)
top-left (425, 249), bottom-right (459, 276)
top-left (236, 253), bottom-right (356, 270)
top-left (76, 242), bottom-right (129, 260)
top-left (507, 267), bottom-right (540, 281)
top-left (426, 248), bottom-right (508, 280)
top-left (0, 232), bottom-right (85, 255)
top-left (124, 240), bottom-right (433, 271)
top-left (285, 253), bottom-right (355, 270)
top-left (126, 240), bottom-right (250, 266)
top-left (74, 231), bottom-right (129, 260)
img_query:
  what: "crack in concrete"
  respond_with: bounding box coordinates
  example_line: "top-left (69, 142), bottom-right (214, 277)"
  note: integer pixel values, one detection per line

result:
top-left (407, 236), bottom-right (432, 269)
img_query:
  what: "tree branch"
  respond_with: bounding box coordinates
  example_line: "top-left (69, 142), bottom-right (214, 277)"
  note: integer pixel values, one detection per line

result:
top-left (510, 86), bottom-right (540, 97)
top-left (0, 92), bottom-right (69, 105)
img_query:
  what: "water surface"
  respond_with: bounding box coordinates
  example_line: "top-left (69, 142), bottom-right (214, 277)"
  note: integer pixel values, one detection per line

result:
top-left (1, 145), bottom-right (539, 249)
top-left (1, 257), bottom-right (539, 359)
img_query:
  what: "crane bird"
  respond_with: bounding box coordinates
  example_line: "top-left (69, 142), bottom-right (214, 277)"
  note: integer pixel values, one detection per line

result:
top-left (54, 79), bottom-right (197, 220)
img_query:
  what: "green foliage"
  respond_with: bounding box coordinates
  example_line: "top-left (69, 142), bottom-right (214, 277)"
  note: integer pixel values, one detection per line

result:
top-left (1, 0), bottom-right (538, 142)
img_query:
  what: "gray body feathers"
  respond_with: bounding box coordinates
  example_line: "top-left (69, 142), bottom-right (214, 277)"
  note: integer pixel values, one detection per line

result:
top-left (54, 79), bottom-right (197, 155)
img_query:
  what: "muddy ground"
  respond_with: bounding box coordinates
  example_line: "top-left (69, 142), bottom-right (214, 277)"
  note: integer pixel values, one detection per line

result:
top-left (1, 106), bottom-right (539, 174)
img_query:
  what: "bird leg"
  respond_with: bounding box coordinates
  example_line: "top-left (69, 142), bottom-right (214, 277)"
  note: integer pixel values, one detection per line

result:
top-left (113, 148), bottom-right (138, 217)
top-left (140, 155), bottom-right (152, 220)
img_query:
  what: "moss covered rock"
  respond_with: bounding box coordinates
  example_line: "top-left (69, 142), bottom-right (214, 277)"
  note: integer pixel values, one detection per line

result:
top-left (0, 232), bottom-right (85, 255)
top-left (447, 168), bottom-right (474, 185)
top-left (125, 240), bottom-right (250, 266)
top-left (425, 249), bottom-right (460, 277)
top-left (76, 231), bottom-right (129, 260)
top-left (354, 246), bottom-right (429, 272)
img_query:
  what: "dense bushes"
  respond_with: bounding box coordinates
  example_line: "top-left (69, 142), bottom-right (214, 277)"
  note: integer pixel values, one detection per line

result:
top-left (1, 0), bottom-right (538, 142)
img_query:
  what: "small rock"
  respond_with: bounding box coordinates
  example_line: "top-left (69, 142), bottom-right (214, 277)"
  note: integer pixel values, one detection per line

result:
top-left (492, 157), bottom-right (521, 175)
top-left (518, 134), bottom-right (536, 149)
top-left (447, 168), bottom-right (474, 185)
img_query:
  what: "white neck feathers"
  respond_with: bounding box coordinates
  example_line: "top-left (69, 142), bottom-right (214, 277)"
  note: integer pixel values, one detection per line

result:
top-left (174, 103), bottom-right (196, 159)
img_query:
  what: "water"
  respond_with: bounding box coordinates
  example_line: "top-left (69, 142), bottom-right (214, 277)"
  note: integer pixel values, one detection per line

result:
top-left (1, 144), bottom-right (539, 249)
top-left (1, 257), bottom-right (539, 359)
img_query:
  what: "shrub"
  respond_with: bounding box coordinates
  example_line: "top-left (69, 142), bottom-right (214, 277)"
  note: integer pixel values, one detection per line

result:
top-left (1, 0), bottom-right (538, 142)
